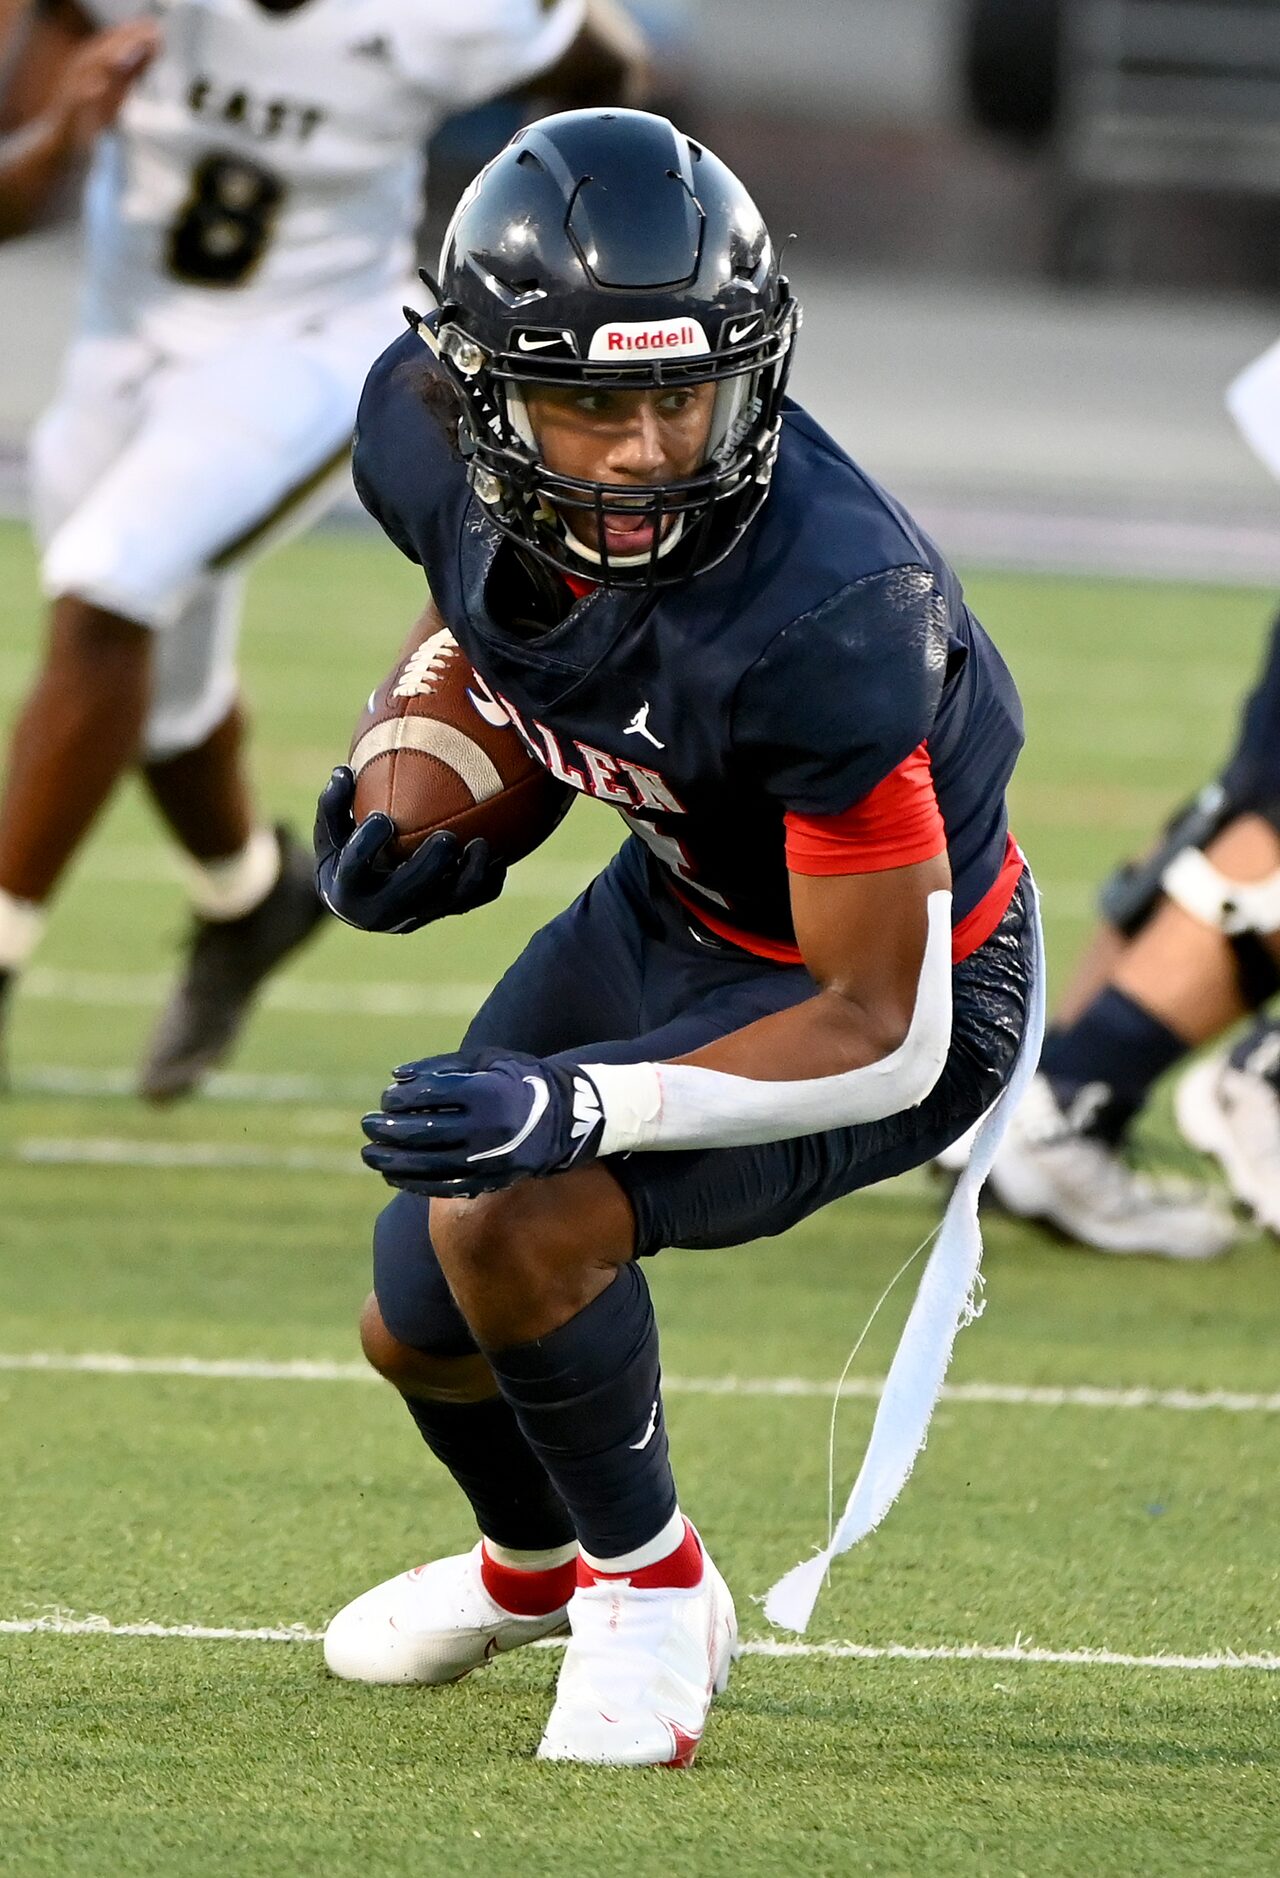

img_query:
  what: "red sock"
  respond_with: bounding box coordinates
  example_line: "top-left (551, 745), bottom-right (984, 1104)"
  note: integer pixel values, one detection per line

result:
top-left (577, 1519), bottom-right (704, 1591)
top-left (479, 1545), bottom-right (578, 1617)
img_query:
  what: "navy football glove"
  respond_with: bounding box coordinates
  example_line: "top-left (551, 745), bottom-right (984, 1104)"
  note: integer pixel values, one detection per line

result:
top-left (360, 1049), bottom-right (607, 1195)
top-left (314, 766), bottom-right (505, 935)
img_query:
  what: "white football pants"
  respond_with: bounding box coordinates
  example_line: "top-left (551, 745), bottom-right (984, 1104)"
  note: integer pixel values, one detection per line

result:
top-left (29, 287), bottom-right (409, 759)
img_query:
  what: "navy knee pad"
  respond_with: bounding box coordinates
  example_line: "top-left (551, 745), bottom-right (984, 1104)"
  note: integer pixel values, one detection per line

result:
top-left (372, 1190), bottom-right (479, 1359)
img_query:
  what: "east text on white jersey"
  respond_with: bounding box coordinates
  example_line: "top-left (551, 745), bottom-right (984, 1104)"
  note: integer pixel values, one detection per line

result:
top-left (77, 0), bottom-right (583, 352)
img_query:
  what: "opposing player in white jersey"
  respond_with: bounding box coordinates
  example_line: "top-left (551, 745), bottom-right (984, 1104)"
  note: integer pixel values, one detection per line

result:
top-left (0, 0), bottom-right (644, 1096)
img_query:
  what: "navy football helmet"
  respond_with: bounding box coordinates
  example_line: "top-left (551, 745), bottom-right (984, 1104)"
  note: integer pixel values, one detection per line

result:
top-left (417, 109), bottom-right (800, 587)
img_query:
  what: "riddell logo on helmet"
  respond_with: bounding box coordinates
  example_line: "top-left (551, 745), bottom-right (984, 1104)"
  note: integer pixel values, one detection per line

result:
top-left (588, 318), bottom-right (710, 361)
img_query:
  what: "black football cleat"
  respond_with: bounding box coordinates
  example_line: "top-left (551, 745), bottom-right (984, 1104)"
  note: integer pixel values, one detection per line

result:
top-left (137, 827), bottom-right (327, 1104)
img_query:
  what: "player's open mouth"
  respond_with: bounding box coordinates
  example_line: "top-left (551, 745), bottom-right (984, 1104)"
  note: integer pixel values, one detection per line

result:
top-left (599, 509), bottom-right (666, 556)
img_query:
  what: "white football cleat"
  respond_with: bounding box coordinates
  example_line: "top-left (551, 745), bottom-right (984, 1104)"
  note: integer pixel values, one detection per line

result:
top-left (987, 1074), bottom-right (1237, 1260)
top-left (1176, 1046), bottom-right (1280, 1236)
top-left (323, 1544), bottom-right (570, 1686)
top-left (536, 1524), bottom-right (737, 1769)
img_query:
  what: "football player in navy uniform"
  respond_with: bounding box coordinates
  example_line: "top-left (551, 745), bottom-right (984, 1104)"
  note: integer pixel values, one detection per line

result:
top-left (314, 110), bottom-right (1036, 1767)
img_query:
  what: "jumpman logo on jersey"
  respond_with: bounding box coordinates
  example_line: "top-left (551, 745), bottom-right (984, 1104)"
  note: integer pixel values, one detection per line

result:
top-left (623, 703), bottom-right (665, 750)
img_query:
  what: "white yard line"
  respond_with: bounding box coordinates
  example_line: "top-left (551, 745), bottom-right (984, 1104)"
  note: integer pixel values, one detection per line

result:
top-left (674, 1376), bottom-right (1280, 1413)
top-left (1, 1350), bottom-right (1276, 1413)
top-left (75, 850), bottom-right (599, 900)
top-left (20, 878), bottom-right (1098, 1021)
top-left (13, 1138), bottom-right (365, 1176)
top-left (14, 1067), bottom-right (375, 1103)
top-left (4, 1134), bottom-right (923, 1211)
top-left (1, 1612), bottom-right (1274, 1672)
top-left (1, 1616), bottom-right (323, 1643)
top-left (23, 969), bottom-right (488, 1017)
top-left (739, 1638), bottom-right (1280, 1672)
top-left (53, 848), bottom-right (1115, 920)
top-left (7, 1138), bottom-right (925, 1198)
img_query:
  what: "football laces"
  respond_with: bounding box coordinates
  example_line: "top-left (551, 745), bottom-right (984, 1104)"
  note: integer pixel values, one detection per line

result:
top-left (391, 628), bottom-right (458, 702)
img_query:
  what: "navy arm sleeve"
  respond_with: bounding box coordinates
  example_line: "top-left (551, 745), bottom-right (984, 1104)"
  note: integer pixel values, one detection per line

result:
top-left (729, 565), bottom-right (951, 814)
top-left (351, 327), bottom-right (471, 572)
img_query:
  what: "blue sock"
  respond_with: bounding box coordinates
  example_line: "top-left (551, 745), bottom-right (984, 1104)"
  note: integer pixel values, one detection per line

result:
top-left (1041, 986), bottom-right (1186, 1142)
top-left (371, 1191), bottom-right (574, 1551)
top-left (402, 1394), bottom-right (576, 1553)
top-left (483, 1261), bottom-right (677, 1560)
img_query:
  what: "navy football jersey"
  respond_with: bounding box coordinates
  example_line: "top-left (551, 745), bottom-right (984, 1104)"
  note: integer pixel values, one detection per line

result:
top-left (351, 327), bottom-right (1024, 953)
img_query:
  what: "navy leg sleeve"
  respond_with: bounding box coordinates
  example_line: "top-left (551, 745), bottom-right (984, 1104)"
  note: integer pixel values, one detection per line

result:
top-left (484, 1261), bottom-right (677, 1559)
top-left (372, 1191), bottom-right (574, 1551)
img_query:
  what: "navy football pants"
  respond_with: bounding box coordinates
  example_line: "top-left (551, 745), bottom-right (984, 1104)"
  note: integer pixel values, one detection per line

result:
top-left (375, 840), bottom-right (1034, 1349)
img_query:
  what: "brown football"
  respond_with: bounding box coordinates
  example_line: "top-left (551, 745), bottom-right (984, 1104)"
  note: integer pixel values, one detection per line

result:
top-left (349, 612), bottom-right (571, 866)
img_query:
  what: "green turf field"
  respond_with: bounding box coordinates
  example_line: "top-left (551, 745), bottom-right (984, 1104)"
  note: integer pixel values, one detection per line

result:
top-left (1, 518), bottom-right (1276, 1876)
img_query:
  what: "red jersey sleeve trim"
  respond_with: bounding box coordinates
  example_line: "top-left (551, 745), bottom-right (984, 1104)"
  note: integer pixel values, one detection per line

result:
top-left (784, 743), bottom-right (948, 877)
top-left (950, 835), bottom-right (1024, 961)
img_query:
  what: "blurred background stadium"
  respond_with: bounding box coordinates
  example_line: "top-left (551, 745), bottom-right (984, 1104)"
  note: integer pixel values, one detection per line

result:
top-left (5, 1), bottom-right (1280, 570)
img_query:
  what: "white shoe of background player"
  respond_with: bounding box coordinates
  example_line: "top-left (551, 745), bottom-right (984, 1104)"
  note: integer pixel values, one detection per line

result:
top-left (987, 1073), bottom-right (1237, 1260)
top-left (933, 1114), bottom-right (982, 1176)
top-left (537, 1521), bottom-right (737, 1768)
top-left (323, 1543), bottom-right (570, 1685)
top-left (1176, 1040), bottom-right (1280, 1236)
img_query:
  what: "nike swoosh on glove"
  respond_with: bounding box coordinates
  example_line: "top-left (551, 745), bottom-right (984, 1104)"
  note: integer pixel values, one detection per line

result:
top-left (314, 767), bottom-right (505, 934)
top-left (360, 1049), bottom-right (607, 1195)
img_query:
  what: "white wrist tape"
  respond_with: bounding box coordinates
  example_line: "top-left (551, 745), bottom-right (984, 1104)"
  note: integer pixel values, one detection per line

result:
top-left (586, 891), bottom-right (954, 1154)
